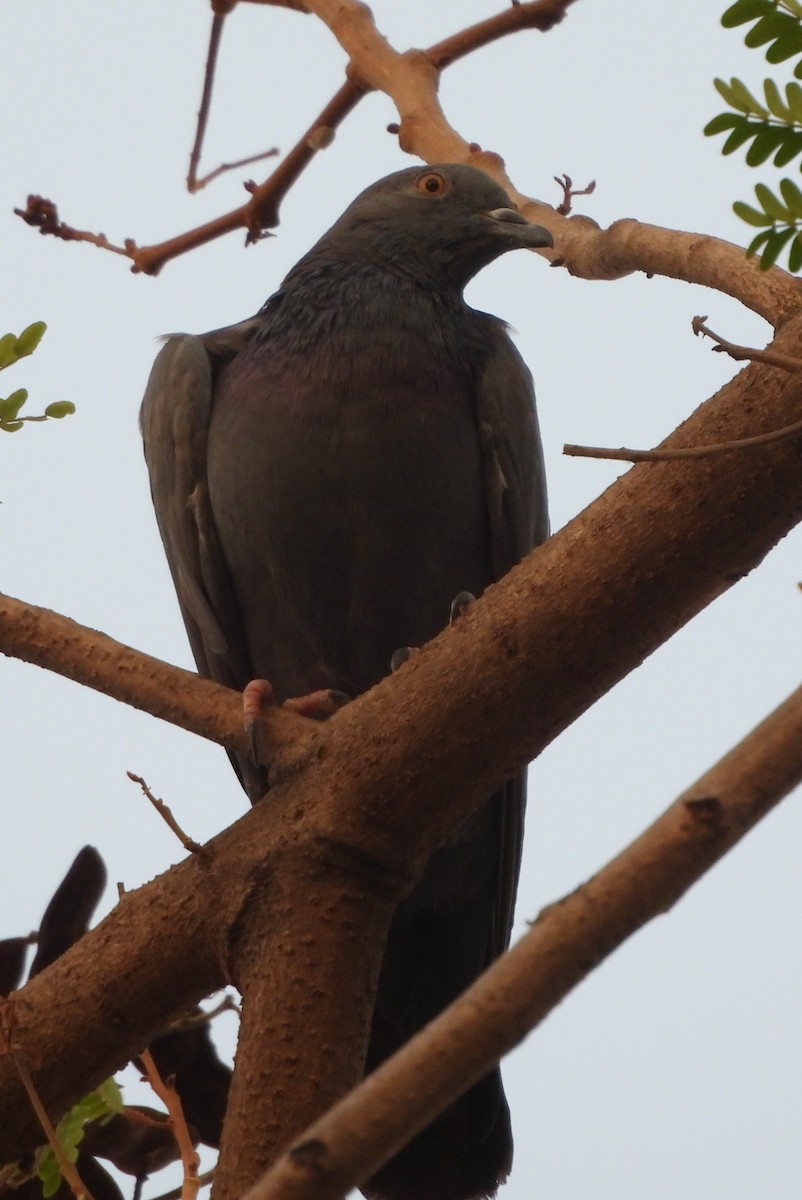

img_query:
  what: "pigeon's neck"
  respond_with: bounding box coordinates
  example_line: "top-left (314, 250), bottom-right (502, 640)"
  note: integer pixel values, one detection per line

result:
top-left (258, 257), bottom-right (470, 348)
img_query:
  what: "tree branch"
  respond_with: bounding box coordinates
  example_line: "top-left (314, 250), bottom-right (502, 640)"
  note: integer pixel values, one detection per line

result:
top-left (245, 674), bottom-right (802, 1200)
top-left (0, 592), bottom-right (319, 777)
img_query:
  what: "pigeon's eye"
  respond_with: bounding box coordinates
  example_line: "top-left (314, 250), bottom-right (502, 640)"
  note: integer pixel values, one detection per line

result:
top-left (416, 171), bottom-right (450, 197)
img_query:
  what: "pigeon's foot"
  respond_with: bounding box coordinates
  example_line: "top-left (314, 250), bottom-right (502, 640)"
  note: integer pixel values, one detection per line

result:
top-left (450, 590), bottom-right (476, 623)
top-left (243, 679), bottom-right (349, 764)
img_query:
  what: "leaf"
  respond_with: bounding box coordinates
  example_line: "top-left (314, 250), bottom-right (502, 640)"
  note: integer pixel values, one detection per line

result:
top-left (44, 401), bottom-right (76, 419)
top-left (715, 76), bottom-right (769, 115)
top-left (786, 80), bottom-right (802, 119)
top-left (0, 389), bottom-right (29, 421)
top-left (703, 112), bottom-right (744, 136)
top-left (773, 128), bottom-right (802, 164)
top-left (722, 0), bottom-right (777, 26)
top-left (0, 420), bottom-right (25, 433)
top-left (14, 321), bottom-right (46, 359)
top-left (744, 11), bottom-right (799, 48)
top-left (745, 125), bottom-right (788, 163)
top-left (745, 228), bottom-right (776, 257)
top-left (0, 334), bottom-right (18, 370)
top-left (755, 180), bottom-right (791, 217)
top-left (733, 199), bottom-right (774, 225)
top-left (765, 77), bottom-right (792, 119)
top-left (780, 175), bottom-right (802, 215)
top-left (766, 28), bottom-right (802, 62)
top-left (96, 1077), bottom-right (123, 1114)
top-left (788, 230), bottom-right (802, 270)
top-left (758, 224), bottom-right (796, 268)
top-left (722, 120), bottom-right (762, 153)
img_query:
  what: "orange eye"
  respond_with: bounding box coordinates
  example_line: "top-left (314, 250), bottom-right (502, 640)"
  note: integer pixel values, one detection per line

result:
top-left (416, 171), bottom-right (450, 197)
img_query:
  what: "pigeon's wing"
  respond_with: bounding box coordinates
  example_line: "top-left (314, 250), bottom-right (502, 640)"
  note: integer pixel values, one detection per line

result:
top-left (475, 323), bottom-right (549, 955)
top-left (140, 329), bottom-right (255, 693)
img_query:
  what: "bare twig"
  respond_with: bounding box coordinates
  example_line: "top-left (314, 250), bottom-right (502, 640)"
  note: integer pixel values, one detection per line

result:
top-left (693, 315), bottom-right (802, 371)
top-left (187, 12), bottom-right (227, 192)
top-left (15, 0), bottom-right (576, 273)
top-left (139, 1050), bottom-right (200, 1200)
top-left (2, 1003), bottom-right (93, 1200)
top-left (146, 1168), bottom-right (216, 1200)
top-left (187, 12), bottom-right (281, 192)
top-left (126, 773), bottom-right (204, 854)
top-left (564, 415), bottom-right (802, 462)
top-left (168, 995), bottom-right (241, 1032)
top-left (553, 173), bottom-right (596, 216)
top-left (13, 196), bottom-right (134, 259)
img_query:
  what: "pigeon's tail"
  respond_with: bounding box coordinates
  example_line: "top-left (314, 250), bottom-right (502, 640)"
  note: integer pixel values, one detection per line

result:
top-left (363, 1068), bottom-right (512, 1200)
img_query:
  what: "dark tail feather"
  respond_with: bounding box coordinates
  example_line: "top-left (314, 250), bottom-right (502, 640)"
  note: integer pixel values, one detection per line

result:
top-left (363, 1068), bottom-right (512, 1200)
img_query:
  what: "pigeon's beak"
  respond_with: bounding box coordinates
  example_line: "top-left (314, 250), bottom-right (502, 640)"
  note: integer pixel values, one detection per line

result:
top-left (487, 207), bottom-right (554, 249)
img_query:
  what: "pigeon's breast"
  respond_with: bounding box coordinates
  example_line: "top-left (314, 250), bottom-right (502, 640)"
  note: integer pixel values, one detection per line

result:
top-left (206, 315), bottom-right (494, 699)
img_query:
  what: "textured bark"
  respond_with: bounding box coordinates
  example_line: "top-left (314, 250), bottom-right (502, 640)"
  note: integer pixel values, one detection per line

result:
top-left (246, 677), bottom-right (802, 1200)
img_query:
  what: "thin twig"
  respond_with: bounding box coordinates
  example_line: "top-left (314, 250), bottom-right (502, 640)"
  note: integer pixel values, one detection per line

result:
top-left (168, 995), bottom-right (241, 1033)
top-left (139, 1050), bottom-right (200, 1200)
top-left (15, 0), bottom-right (576, 273)
top-left (13, 196), bottom-right (133, 258)
top-left (126, 773), bottom-right (204, 854)
top-left (146, 1168), bottom-right (216, 1200)
top-left (553, 173), bottom-right (595, 216)
top-left (693, 315), bottom-right (802, 371)
top-left (6, 1045), bottom-right (93, 1200)
top-left (564, 414), bottom-right (802, 463)
top-left (187, 12), bottom-right (227, 192)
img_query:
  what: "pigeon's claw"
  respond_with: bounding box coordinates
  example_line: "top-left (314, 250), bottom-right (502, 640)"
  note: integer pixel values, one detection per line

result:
top-left (390, 646), bottom-right (421, 673)
top-left (243, 679), bottom-right (275, 765)
top-left (450, 591), bottom-right (476, 623)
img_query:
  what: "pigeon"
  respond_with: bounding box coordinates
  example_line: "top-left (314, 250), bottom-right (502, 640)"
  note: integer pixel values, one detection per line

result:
top-left (141, 162), bottom-right (552, 1200)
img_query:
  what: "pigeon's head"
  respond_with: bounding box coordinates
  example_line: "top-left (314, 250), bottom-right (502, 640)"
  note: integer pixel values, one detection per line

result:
top-left (312, 163), bottom-right (554, 292)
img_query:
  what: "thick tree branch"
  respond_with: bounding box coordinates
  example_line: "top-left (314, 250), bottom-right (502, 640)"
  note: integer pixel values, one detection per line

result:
top-left (246, 676), bottom-right (802, 1200)
top-left (0, 593), bottom-right (318, 776)
top-left (5, 311), bottom-right (802, 1188)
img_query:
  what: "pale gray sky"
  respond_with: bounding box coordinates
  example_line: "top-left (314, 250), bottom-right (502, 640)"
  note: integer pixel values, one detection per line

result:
top-left (3, 3), bottom-right (801, 1198)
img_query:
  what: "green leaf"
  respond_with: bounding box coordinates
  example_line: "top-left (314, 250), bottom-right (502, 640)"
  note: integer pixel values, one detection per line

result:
top-left (758, 224), bottom-right (796, 267)
top-left (44, 401), bottom-right (76, 419)
top-left (96, 1077), bottom-right (123, 1114)
top-left (715, 76), bottom-right (770, 115)
top-left (755, 180), bottom-right (791, 216)
top-left (779, 175), bottom-right (802, 214)
top-left (746, 125), bottom-right (788, 163)
top-left (723, 120), bottom-right (762, 153)
top-left (772, 128), bottom-right (802, 163)
top-left (704, 112), bottom-right (744, 136)
top-left (0, 419), bottom-right (25, 433)
top-left (0, 334), bottom-right (18, 370)
top-left (745, 11), bottom-right (799, 48)
top-left (787, 229), bottom-right (802, 270)
top-left (745, 227), bottom-right (778, 257)
top-left (13, 321), bottom-right (46, 359)
top-left (722, 0), bottom-right (777, 27)
top-left (786, 80), bottom-right (802, 119)
top-left (0, 389), bottom-right (29, 421)
top-left (766, 27), bottom-right (802, 62)
top-left (765, 76), bottom-right (792, 118)
top-left (733, 199), bottom-right (775, 225)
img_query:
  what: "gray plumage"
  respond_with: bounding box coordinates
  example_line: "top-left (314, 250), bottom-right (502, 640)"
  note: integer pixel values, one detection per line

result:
top-left (141, 163), bottom-right (551, 1200)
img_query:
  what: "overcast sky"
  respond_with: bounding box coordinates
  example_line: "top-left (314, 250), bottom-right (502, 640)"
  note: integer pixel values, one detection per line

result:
top-left (3, 3), bottom-right (801, 1198)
